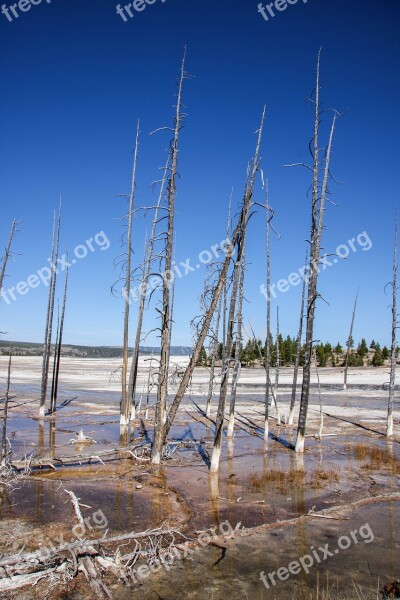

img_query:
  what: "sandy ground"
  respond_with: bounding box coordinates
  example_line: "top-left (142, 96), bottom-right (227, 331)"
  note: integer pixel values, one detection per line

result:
top-left (0, 357), bottom-right (399, 599)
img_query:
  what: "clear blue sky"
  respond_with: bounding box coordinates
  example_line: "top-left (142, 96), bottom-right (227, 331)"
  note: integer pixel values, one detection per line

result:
top-left (0, 0), bottom-right (399, 348)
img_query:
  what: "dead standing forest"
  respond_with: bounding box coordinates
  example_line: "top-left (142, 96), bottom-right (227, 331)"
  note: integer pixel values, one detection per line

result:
top-left (0, 49), bottom-right (399, 599)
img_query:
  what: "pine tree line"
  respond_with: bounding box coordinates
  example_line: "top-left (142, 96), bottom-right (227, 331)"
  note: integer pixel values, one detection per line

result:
top-left (196, 337), bottom-right (399, 369)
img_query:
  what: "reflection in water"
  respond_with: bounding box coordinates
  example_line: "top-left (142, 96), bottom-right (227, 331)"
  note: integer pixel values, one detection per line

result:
top-left (209, 472), bottom-right (220, 526)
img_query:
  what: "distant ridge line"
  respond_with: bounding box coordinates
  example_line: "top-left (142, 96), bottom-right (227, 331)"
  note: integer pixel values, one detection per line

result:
top-left (0, 340), bottom-right (193, 358)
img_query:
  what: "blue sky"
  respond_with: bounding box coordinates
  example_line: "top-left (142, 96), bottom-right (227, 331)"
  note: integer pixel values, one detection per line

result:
top-left (0, 0), bottom-right (399, 348)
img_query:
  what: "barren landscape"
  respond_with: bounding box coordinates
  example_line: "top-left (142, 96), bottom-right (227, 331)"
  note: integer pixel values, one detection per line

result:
top-left (0, 357), bottom-right (398, 599)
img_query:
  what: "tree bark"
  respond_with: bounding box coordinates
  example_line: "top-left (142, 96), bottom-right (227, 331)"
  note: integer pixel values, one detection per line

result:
top-left (226, 238), bottom-right (246, 438)
top-left (151, 51), bottom-right (186, 464)
top-left (206, 295), bottom-right (222, 418)
top-left (121, 120), bottom-right (140, 426)
top-left (51, 258), bottom-right (69, 412)
top-left (0, 220), bottom-right (17, 295)
top-left (343, 290), bottom-right (359, 391)
top-left (40, 201), bottom-right (61, 418)
top-left (295, 52), bottom-right (337, 453)
top-left (387, 213), bottom-right (398, 437)
top-left (210, 107), bottom-right (266, 473)
top-left (162, 108), bottom-right (266, 452)
top-left (1, 355), bottom-right (11, 466)
top-left (128, 156), bottom-right (170, 411)
top-left (288, 250), bottom-right (307, 425)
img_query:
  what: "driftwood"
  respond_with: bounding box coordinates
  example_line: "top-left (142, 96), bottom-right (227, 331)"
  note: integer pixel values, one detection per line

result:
top-left (0, 522), bottom-right (187, 594)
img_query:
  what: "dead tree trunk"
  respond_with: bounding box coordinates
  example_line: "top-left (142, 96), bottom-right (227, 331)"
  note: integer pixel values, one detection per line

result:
top-left (343, 290), bottom-right (359, 391)
top-left (50, 258), bottom-right (69, 412)
top-left (162, 108), bottom-right (266, 452)
top-left (295, 51), bottom-right (338, 453)
top-left (226, 239), bottom-right (246, 438)
top-left (274, 306), bottom-right (280, 403)
top-left (128, 157), bottom-right (169, 413)
top-left (206, 198), bottom-right (232, 417)
top-left (210, 108), bottom-right (266, 473)
top-left (221, 194), bottom-right (232, 366)
top-left (264, 197), bottom-right (272, 441)
top-left (387, 213), bottom-right (398, 437)
top-left (288, 251), bottom-right (307, 425)
top-left (313, 347), bottom-right (324, 439)
top-left (1, 355), bottom-right (11, 467)
top-left (39, 202), bottom-right (61, 418)
top-left (50, 305), bottom-right (60, 413)
top-left (0, 220), bottom-right (17, 296)
top-left (151, 51), bottom-right (187, 464)
top-left (206, 295), bottom-right (222, 418)
top-left (121, 120), bottom-right (140, 427)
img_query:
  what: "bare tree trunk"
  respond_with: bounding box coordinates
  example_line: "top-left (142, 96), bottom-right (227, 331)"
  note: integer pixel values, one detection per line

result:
top-left (264, 198), bottom-right (272, 441)
top-left (210, 108), bottom-right (266, 473)
top-left (387, 213), bottom-right (398, 437)
top-left (206, 295), bottom-right (222, 418)
top-left (313, 347), bottom-right (324, 440)
top-left (39, 201), bottom-right (61, 418)
top-left (226, 239), bottom-right (246, 438)
top-left (343, 290), bottom-right (359, 391)
top-left (128, 157), bottom-right (170, 411)
top-left (51, 259), bottom-right (69, 412)
top-left (162, 108), bottom-right (266, 451)
top-left (221, 194), bottom-right (232, 366)
top-left (1, 355), bottom-right (11, 466)
top-left (295, 52), bottom-right (338, 453)
top-left (274, 306), bottom-right (280, 405)
top-left (0, 220), bottom-right (17, 295)
top-left (151, 51), bottom-right (186, 464)
top-left (50, 305), bottom-right (60, 414)
top-left (121, 120), bottom-right (140, 427)
top-left (288, 251), bottom-right (307, 425)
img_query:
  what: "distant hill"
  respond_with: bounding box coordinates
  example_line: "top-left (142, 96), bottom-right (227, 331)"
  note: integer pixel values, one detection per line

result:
top-left (0, 341), bottom-right (193, 358)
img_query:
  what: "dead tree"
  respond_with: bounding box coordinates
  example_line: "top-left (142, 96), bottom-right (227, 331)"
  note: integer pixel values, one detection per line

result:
top-left (162, 109), bottom-right (266, 455)
top-left (39, 201), bottom-right (61, 418)
top-left (50, 304), bottom-right (60, 412)
top-left (205, 197), bottom-right (233, 417)
top-left (263, 193), bottom-right (281, 438)
top-left (151, 51), bottom-right (187, 464)
top-left (210, 107), bottom-right (266, 473)
top-left (50, 258), bottom-right (69, 413)
top-left (343, 290), bottom-right (359, 391)
top-left (206, 295), bottom-right (222, 418)
top-left (0, 220), bottom-right (17, 297)
top-left (294, 51), bottom-right (338, 453)
top-left (274, 306), bottom-right (280, 401)
top-left (226, 238), bottom-right (246, 438)
top-left (221, 193), bottom-right (232, 366)
top-left (121, 120), bottom-right (140, 427)
top-left (387, 213), bottom-right (398, 437)
top-left (264, 195), bottom-right (272, 440)
top-left (288, 250), bottom-right (308, 425)
top-left (1, 355), bottom-right (12, 467)
top-left (313, 346), bottom-right (324, 439)
top-left (127, 156), bottom-right (169, 414)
